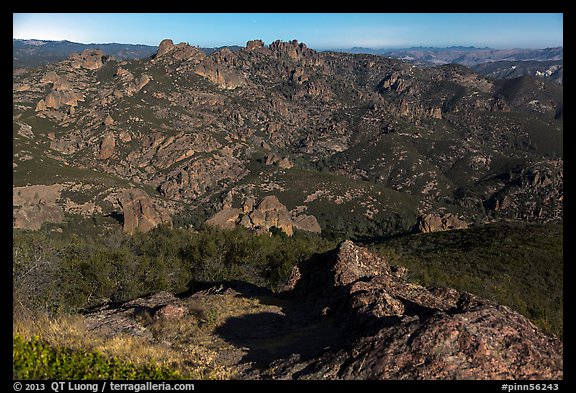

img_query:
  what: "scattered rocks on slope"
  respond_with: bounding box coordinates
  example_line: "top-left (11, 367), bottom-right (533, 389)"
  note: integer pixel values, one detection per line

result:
top-left (117, 189), bottom-right (172, 235)
top-left (272, 240), bottom-right (563, 379)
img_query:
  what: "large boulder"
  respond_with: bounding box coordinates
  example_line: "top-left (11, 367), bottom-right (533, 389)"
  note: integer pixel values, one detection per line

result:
top-left (117, 189), bottom-right (172, 235)
top-left (13, 203), bottom-right (64, 230)
top-left (248, 196), bottom-right (293, 236)
top-left (291, 214), bottom-right (321, 233)
top-left (274, 241), bottom-right (563, 379)
top-left (416, 213), bottom-right (468, 233)
top-left (96, 133), bottom-right (115, 160)
top-left (13, 184), bottom-right (66, 230)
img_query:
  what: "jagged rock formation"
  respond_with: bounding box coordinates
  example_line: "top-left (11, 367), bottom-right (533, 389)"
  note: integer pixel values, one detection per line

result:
top-left (117, 189), bottom-right (172, 235)
top-left (206, 195), bottom-right (321, 236)
top-left (272, 241), bottom-right (563, 379)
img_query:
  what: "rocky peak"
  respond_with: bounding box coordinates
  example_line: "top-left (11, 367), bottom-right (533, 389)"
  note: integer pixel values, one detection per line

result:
top-left (155, 39), bottom-right (175, 58)
top-left (268, 39), bottom-right (321, 65)
top-left (153, 39), bottom-right (205, 63)
top-left (246, 39), bottom-right (265, 50)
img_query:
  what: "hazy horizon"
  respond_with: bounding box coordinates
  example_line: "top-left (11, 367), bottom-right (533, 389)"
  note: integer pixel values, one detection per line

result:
top-left (12, 36), bottom-right (564, 52)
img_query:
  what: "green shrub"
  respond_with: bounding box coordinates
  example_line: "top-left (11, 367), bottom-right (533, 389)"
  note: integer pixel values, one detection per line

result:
top-left (13, 335), bottom-right (180, 380)
top-left (13, 224), bottom-right (334, 314)
top-left (371, 221), bottom-right (563, 338)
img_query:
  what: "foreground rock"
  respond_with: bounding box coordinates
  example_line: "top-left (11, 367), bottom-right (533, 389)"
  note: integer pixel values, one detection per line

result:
top-left (273, 240), bottom-right (563, 379)
top-left (80, 240), bottom-right (562, 380)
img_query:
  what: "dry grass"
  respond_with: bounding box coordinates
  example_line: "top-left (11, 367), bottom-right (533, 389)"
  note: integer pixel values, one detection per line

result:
top-left (13, 305), bottom-right (236, 380)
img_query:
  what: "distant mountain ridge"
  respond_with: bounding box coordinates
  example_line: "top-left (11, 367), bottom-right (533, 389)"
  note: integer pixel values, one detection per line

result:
top-left (13, 39), bottom-right (158, 68)
top-left (13, 39), bottom-right (243, 68)
top-left (333, 46), bottom-right (563, 66)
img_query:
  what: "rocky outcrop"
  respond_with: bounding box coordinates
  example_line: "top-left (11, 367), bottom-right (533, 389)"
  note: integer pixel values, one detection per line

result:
top-left (205, 208), bottom-right (242, 230)
top-left (416, 213), bottom-right (469, 233)
top-left (205, 195), bottom-right (322, 236)
top-left (154, 39), bottom-right (206, 63)
top-left (41, 71), bottom-right (72, 91)
top-left (96, 133), bottom-right (115, 160)
top-left (194, 58), bottom-right (247, 90)
top-left (291, 214), bottom-right (321, 233)
top-left (484, 160), bottom-right (563, 222)
top-left (158, 155), bottom-right (246, 202)
top-left (273, 241), bottom-right (563, 379)
top-left (35, 90), bottom-right (85, 111)
top-left (155, 39), bottom-right (175, 58)
top-left (246, 196), bottom-right (293, 236)
top-left (13, 203), bottom-right (64, 230)
top-left (69, 49), bottom-right (107, 70)
top-left (117, 189), bottom-right (172, 235)
top-left (246, 39), bottom-right (264, 50)
top-left (205, 196), bottom-right (293, 236)
top-left (13, 184), bottom-right (66, 230)
top-left (264, 154), bottom-right (293, 169)
top-left (269, 39), bottom-right (321, 66)
top-left (103, 115), bottom-right (114, 126)
top-left (84, 291), bottom-right (186, 338)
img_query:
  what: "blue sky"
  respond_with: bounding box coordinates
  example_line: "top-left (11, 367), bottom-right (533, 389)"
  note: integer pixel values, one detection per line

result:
top-left (13, 13), bottom-right (563, 49)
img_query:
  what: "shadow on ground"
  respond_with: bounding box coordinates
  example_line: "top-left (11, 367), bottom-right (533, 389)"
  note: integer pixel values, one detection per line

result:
top-left (212, 281), bottom-right (345, 369)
